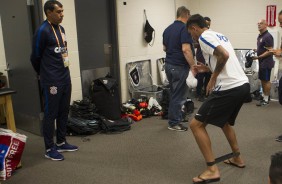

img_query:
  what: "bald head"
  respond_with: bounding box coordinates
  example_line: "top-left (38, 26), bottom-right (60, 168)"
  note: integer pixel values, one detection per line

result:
top-left (279, 10), bottom-right (282, 28)
top-left (258, 19), bottom-right (268, 33)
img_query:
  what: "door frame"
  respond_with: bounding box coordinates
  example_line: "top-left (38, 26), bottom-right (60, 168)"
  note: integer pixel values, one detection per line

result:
top-left (75, 0), bottom-right (121, 98)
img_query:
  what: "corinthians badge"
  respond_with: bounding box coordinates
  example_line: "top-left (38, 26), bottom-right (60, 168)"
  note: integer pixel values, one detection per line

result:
top-left (50, 86), bottom-right (57, 95)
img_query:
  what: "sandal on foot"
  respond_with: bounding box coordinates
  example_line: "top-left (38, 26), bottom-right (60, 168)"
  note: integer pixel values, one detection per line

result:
top-left (193, 175), bottom-right (220, 184)
top-left (224, 159), bottom-right (245, 168)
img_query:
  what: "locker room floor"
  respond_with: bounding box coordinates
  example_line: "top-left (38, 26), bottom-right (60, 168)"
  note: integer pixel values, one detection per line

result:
top-left (3, 99), bottom-right (282, 184)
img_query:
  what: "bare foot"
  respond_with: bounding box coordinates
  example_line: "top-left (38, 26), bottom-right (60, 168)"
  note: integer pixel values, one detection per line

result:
top-left (192, 167), bottom-right (220, 183)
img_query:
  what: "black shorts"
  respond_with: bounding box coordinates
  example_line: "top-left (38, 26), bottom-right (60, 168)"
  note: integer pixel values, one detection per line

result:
top-left (258, 68), bottom-right (272, 81)
top-left (194, 83), bottom-right (250, 128)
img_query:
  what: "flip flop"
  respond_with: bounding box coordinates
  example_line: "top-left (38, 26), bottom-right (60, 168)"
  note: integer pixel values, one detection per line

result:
top-left (193, 175), bottom-right (220, 184)
top-left (224, 159), bottom-right (245, 168)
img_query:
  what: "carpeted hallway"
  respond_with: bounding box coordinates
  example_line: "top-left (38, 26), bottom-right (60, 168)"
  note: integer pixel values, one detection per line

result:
top-left (2, 100), bottom-right (282, 184)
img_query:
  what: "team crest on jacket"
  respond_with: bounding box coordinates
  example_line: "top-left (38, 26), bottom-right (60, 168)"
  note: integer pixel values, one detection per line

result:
top-left (50, 86), bottom-right (57, 95)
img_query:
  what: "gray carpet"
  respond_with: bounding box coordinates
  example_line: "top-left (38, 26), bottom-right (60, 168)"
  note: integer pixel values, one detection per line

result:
top-left (2, 100), bottom-right (282, 184)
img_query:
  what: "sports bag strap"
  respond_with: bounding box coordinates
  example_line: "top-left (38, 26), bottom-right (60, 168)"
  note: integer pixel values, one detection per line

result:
top-left (144, 9), bottom-right (147, 20)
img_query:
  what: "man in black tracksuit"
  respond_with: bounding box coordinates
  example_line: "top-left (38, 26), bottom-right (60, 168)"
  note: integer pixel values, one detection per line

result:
top-left (30, 0), bottom-right (78, 161)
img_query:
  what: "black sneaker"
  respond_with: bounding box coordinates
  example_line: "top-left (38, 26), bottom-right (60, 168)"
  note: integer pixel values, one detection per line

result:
top-left (275, 135), bottom-right (282, 142)
top-left (256, 100), bottom-right (269, 106)
top-left (168, 124), bottom-right (188, 132)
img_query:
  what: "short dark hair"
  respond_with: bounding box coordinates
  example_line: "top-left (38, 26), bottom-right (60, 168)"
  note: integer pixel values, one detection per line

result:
top-left (204, 17), bottom-right (211, 22)
top-left (279, 10), bottom-right (282, 15)
top-left (269, 152), bottom-right (282, 184)
top-left (187, 14), bottom-right (208, 29)
top-left (176, 6), bottom-right (190, 18)
top-left (44, 0), bottom-right (63, 16)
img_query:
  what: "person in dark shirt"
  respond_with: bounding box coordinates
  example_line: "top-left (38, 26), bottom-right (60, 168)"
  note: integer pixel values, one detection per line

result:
top-left (163, 6), bottom-right (196, 131)
top-left (30, 0), bottom-right (78, 161)
top-left (269, 10), bottom-right (282, 142)
top-left (252, 19), bottom-right (274, 106)
top-left (268, 151), bottom-right (282, 184)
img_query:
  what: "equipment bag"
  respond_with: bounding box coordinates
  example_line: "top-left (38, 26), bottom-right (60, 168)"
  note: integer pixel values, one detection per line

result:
top-left (91, 75), bottom-right (121, 120)
top-left (67, 117), bottom-right (101, 136)
top-left (100, 117), bottom-right (131, 134)
top-left (144, 9), bottom-right (155, 46)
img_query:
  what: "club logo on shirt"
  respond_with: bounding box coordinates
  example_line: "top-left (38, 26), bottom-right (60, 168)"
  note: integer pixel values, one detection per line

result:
top-left (50, 86), bottom-right (57, 95)
top-left (54, 47), bottom-right (67, 53)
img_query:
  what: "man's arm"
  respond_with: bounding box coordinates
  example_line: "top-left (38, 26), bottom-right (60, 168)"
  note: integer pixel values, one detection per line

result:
top-left (268, 40), bottom-right (282, 57)
top-left (205, 45), bottom-right (229, 94)
top-left (252, 50), bottom-right (273, 60)
top-left (212, 45), bottom-right (229, 78)
top-left (182, 43), bottom-right (196, 67)
top-left (30, 30), bottom-right (46, 75)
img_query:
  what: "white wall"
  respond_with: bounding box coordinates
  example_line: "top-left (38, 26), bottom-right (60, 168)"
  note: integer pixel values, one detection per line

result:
top-left (116, 0), bottom-right (180, 102)
top-left (187, 0), bottom-right (282, 49)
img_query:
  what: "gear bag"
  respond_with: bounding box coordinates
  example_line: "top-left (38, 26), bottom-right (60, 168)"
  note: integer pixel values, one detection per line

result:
top-left (91, 75), bottom-right (121, 120)
top-left (144, 10), bottom-right (155, 46)
top-left (100, 117), bottom-right (131, 134)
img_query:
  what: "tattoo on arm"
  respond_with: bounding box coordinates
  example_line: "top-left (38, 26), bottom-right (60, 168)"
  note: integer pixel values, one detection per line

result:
top-left (213, 46), bottom-right (228, 75)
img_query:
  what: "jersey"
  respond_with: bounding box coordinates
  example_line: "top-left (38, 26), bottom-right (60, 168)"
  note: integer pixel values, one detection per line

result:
top-left (30, 20), bottom-right (71, 86)
top-left (199, 30), bottom-right (248, 91)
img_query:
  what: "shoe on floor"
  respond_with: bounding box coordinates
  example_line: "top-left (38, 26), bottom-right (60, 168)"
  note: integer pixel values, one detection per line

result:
top-left (256, 100), bottom-right (269, 106)
top-left (275, 135), bottom-right (282, 142)
top-left (45, 147), bottom-right (64, 161)
top-left (56, 142), bottom-right (78, 152)
top-left (168, 124), bottom-right (188, 132)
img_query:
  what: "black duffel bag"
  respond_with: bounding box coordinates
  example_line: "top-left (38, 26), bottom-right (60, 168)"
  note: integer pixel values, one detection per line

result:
top-left (91, 75), bottom-right (121, 120)
top-left (100, 117), bottom-right (131, 134)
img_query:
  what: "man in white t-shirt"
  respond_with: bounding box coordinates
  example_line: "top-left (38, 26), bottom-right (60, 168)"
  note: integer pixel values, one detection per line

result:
top-left (187, 14), bottom-right (250, 184)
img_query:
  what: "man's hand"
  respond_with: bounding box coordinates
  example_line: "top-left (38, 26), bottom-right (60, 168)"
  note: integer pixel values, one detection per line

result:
top-left (268, 48), bottom-right (282, 57)
top-left (206, 77), bottom-right (216, 95)
top-left (252, 56), bottom-right (259, 60)
top-left (193, 62), bottom-right (210, 73)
